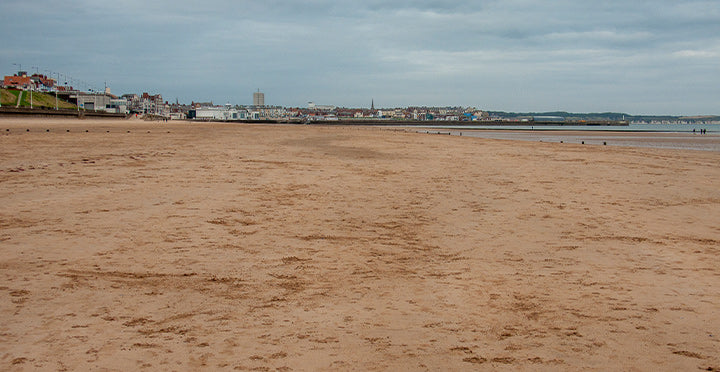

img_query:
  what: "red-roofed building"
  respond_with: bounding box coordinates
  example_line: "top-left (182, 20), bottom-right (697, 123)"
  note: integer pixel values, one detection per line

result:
top-left (3, 72), bottom-right (57, 92)
top-left (30, 74), bottom-right (56, 92)
top-left (3, 73), bottom-right (34, 90)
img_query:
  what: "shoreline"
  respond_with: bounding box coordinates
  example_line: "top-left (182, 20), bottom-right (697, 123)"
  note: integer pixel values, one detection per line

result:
top-left (407, 128), bottom-right (720, 152)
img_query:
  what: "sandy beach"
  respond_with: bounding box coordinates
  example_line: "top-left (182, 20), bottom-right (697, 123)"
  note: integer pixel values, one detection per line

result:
top-left (1, 118), bottom-right (719, 371)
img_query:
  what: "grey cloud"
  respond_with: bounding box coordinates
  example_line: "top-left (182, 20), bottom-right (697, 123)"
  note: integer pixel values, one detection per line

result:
top-left (1, 0), bottom-right (718, 113)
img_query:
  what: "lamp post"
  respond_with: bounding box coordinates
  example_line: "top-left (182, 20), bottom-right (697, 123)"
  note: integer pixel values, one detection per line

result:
top-left (31, 66), bottom-right (39, 110)
top-left (70, 77), bottom-right (79, 112)
top-left (28, 74), bottom-right (33, 109)
top-left (90, 89), bottom-right (96, 112)
top-left (54, 72), bottom-right (59, 110)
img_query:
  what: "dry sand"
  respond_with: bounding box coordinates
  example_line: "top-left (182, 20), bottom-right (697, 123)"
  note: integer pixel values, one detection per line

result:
top-left (1, 118), bottom-right (719, 371)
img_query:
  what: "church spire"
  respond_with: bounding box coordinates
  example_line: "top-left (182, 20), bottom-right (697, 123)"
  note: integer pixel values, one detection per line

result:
top-left (371, 98), bottom-right (374, 110)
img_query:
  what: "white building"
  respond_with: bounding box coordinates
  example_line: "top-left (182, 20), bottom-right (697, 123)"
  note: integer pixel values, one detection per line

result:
top-left (108, 98), bottom-right (129, 114)
top-left (169, 112), bottom-right (186, 120)
top-left (192, 105), bottom-right (248, 120)
top-left (75, 93), bottom-right (112, 111)
top-left (308, 102), bottom-right (336, 111)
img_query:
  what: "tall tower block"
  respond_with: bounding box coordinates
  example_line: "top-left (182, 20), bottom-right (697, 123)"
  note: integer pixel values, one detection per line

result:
top-left (253, 89), bottom-right (265, 107)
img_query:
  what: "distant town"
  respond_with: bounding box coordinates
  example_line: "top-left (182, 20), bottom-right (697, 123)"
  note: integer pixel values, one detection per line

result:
top-left (2, 70), bottom-right (719, 125)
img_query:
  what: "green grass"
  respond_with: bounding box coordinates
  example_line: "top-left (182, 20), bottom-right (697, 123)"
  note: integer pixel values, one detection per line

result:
top-left (1, 89), bottom-right (20, 106)
top-left (1, 88), bottom-right (77, 109)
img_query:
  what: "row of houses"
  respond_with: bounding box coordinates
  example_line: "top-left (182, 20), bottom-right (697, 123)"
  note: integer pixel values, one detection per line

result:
top-left (2, 71), bottom-right (171, 117)
top-left (181, 103), bottom-right (491, 122)
top-left (3, 72), bottom-right (60, 92)
top-left (284, 105), bottom-right (490, 121)
top-left (43, 91), bottom-right (168, 116)
top-left (119, 93), bottom-right (169, 116)
top-left (4, 71), bottom-right (489, 121)
top-left (183, 100), bottom-right (491, 122)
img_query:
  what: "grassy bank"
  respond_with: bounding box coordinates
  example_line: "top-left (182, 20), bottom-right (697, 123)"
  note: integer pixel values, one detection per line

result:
top-left (1, 88), bottom-right (20, 106)
top-left (0, 88), bottom-right (77, 109)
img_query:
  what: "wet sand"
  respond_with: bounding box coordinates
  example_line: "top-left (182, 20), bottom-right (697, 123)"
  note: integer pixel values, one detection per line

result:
top-left (1, 118), bottom-right (719, 371)
top-left (427, 129), bottom-right (720, 152)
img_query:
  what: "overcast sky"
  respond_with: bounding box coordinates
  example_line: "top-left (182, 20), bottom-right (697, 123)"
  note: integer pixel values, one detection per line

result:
top-left (1, 0), bottom-right (719, 114)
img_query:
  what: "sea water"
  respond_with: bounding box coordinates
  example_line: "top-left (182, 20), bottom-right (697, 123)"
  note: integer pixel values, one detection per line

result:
top-left (411, 123), bottom-right (720, 133)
